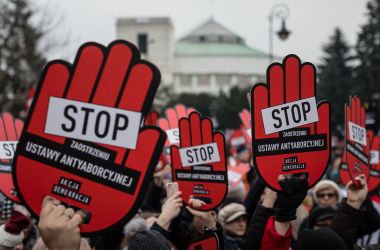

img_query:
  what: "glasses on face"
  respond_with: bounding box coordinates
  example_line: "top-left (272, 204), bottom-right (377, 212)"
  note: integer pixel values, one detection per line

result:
top-left (316, 192), bottom-right (336, 199)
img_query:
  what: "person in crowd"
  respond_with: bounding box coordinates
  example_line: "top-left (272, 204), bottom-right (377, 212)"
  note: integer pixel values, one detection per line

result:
top-left (35, 196), bottom-right (89, 250)
top-left (218, 203), bottom-right (247, 250)
top-left (313, 179), bottom-right (342, 208)
top-left (0, 205), bottom-right (30, 250)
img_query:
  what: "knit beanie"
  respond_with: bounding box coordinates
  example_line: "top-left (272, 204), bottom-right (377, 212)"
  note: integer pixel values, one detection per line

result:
top-left (128, 230), bottom-right (171, 250)
top-left (0, 206), bottom-right (30, 247)
top-left (298, 228), bottom-right (347, 250)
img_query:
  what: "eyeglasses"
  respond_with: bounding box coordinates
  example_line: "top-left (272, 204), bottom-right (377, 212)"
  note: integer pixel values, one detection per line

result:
top-left (316, 192), bottom-right (336, 199)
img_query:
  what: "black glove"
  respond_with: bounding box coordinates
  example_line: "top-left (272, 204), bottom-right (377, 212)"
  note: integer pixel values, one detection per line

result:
top-left (275, 174), bottom-right (309, 222)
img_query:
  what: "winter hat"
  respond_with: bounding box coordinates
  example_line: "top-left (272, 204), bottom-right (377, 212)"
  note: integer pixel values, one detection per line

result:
top-left (128, 230), bottom-right (171, 250)
top-left (124, 217), bottom-right (148, 240)
top-left (308, 206), bottom-right (336, 228)
top-left (0, 206), bottom-right (30, 247)
top-left (218, 203), bottom-right (246, 225)
top-left (313, 179), bottom-right (342, 204)
top-left (298, 228), bottom-right (347, 250)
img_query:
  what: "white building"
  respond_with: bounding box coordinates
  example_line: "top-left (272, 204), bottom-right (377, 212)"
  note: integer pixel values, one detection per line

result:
top-left (116, 17), bottom-right (270, 95)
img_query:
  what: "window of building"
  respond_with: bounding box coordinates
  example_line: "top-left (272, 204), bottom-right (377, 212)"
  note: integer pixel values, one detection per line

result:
top-left (180, 75), bottom-right (192, 87)
top-left (198, 74), bottom-right (210, 86)
top-left (138, 33), bottom-right (148, 54)
top-left (236, 75), bottom-right (253, 87)
top-left (216, 74), bottom-right (231, 87)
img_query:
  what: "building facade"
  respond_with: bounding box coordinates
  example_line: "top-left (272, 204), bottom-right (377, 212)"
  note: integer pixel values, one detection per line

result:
top-left (116, 17), bottom-right (270, 95)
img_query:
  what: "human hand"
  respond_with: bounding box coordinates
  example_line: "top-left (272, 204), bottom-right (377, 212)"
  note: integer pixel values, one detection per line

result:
top-left (38, 196), bottom-right (86, 250)
top-left (275, 174), bottom-right (308, 222)
top-left (157, 191), bottom-right (183, 230)
top-left (346, 174), bottom-right (368, 209)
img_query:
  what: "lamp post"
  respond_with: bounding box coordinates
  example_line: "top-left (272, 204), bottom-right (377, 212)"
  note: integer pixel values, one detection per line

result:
top-left (269, 4), bottom-right (291, 62)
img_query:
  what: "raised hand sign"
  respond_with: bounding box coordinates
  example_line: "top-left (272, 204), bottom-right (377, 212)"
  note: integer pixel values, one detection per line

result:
top-left (239, 109), bottom-right (252, 142)
top-left (368, 131), bottom-right (380, 192)
top-left (13, 40), bottom-right (166, 236)
top-left (345, 96), bottom-right (370, 187)
top-left (250, 55), bottom-right (330, 191)
top-left (171, 112), bottom-right (227, 211)
top-left (0, 113), bottom-right (23, 203)
top-left (339, 148), bottom-right (350, 185)
top-left (158, 104), bottom-right (195, 164)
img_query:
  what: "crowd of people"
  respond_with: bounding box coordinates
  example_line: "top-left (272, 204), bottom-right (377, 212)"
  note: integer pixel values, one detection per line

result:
top-left (0, 131), bottom-right (379, 250)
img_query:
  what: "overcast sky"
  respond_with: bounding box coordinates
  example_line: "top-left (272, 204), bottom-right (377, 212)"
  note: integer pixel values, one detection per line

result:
top-left (36, 0), bottom-right (369, 64)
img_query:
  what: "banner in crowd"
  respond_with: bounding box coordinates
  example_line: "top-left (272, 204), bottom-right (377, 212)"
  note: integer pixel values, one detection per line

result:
top-left (250, 55), bottom-right (331, 191)
top-left (158, 104), bottom-right (195, 164)
top-left (13, 40), bottom-right (166, 236)
top-left (345, 96), bottom-right (370, 187)
top-left (171, 112), bottom-right (228, 211)
top-left (0, 113), bottom-right (23, 203)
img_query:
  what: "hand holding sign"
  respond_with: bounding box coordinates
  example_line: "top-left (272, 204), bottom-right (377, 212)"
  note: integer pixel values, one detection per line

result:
top-left (0, 113), bottom-right (23, 203)
top-left (13, 40), bottom-right (166, 236)
top-left (345, 96), bottom-right (370, 187)
top-left (171, 112), bottom-right (227, 211)
top-left (250, 55), bottom-right (330, 191)
top-left (158, 104), bottom-right (195, 164)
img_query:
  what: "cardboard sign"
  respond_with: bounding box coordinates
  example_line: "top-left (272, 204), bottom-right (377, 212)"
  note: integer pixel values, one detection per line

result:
top-left (158, 104), bottom-right (196, 164)
top-left (13, 40), bottom-right (166, 236)
top-left (345, 96), bottom-right (370, 187)
top-left (0, 113), bottom-right (23, 203)
top-left (368, 131), bottom-right (380, 192)
top-left (239, 109), bottom-right (252, 142)
top-left (171, 112), bottom-right (227, 211)
top-left (250, 55), bottom-right (330, 191)
top-left (187, 233), bottom-right (219, 250)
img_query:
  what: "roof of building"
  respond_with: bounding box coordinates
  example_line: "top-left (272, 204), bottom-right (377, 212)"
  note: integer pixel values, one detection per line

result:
top-left (117, 17), bottom-right (172, 26)
top-left (177, 18), bottom-right (268, 58)
top-left (175, 41), bottom-right (268, 57)
top-left (180, 18), bottom-right (244, 44)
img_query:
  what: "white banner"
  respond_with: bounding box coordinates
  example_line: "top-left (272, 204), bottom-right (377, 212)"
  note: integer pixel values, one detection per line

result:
top-left (370, 150), bottom-right (379, 164)
top-left (166, 128), bottom-right (180, 144)
top-left (261, 97), bottom-right (319, 135)
top-left (0, 141), bottom-right (18, 160)
top-left (45, 97), bottom-right (142, 149)
top-left (349, 122), bottom-right (367, 146)
top-left (179, 143), bottom-right (220, 167)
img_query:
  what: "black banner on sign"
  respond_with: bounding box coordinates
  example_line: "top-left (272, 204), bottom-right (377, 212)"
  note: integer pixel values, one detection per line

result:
top-left (346, 141), bottom-right (369, 165)
top-left (175, 169), bottom-right (226, 183)
top-left (18, 133), bottom-right (140, 194)
top-left (0, 163), bottom-right (11, 173)
top-left (252, 128), bottom-right (327, 156)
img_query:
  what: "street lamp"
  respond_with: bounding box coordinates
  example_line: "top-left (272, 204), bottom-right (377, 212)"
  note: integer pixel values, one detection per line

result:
top-left (269, 4), bottom-right (291, 62)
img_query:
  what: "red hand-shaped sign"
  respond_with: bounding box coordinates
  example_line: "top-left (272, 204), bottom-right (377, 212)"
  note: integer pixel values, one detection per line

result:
top-left (345, 96), bottom-right (370, 187)
top-left (13, 40), bottom-right (166, 236)
top-left (158, 104), bottom-right (195, 164)
top-left (367, 131), bottom-right (380, 192)
top-left (0, 113), bottom-right (23, 203)
top-left (250, 55), bottom-right (330, 191)
top-left (239, 109), bottom-right (252, 143)
top-left (187, 233), bottom-right (219, 250)
top-left (171, 112), bottom-right (227, 211)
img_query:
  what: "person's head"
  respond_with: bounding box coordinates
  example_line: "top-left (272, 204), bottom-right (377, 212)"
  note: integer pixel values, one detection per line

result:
top-left (191, 210), bottom-right (217, 235)
top-left (236, 145), bottom-right (250, 163)
top-left (313, 180), bottom-right (341, 208)
top-left (0, 207), bottom-right (30, 250)
top-left (128, 230), bottom-right (171, 250)
top-left (122, 217), bottom-right (148, 247)
top-left (298, 228), bottom-right (347, 250)
top-left (218, 203), bottom-right (247, 237)
top-left (308, 206), bottom-right (336, 229)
